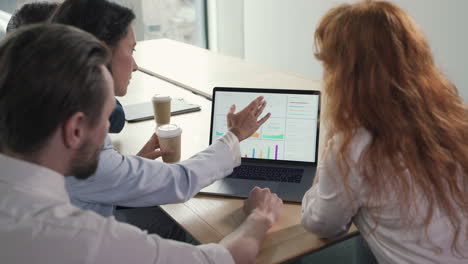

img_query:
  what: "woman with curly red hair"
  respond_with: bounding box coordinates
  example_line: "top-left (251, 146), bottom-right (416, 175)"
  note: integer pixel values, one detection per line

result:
top-left (301, 1), bottom-right (468, 263)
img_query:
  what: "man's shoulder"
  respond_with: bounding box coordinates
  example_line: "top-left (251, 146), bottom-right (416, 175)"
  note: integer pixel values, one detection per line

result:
top-left (0, 196), bottom-right (150, 262)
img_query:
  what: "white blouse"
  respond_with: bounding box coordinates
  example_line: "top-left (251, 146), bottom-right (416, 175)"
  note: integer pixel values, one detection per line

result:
top-left (301, 128), bottom-right (467, 264)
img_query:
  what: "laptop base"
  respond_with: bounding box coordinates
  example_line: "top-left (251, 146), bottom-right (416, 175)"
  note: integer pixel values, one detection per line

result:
top-left (200, 162), bottom-right (315, 203)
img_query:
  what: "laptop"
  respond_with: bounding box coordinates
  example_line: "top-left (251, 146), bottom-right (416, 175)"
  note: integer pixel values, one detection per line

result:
top-left (200, 87), bottom-right (320, 202)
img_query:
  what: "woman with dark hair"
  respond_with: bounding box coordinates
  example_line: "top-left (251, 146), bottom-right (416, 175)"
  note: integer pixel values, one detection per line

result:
top-left (7, 0), bottom-right (128, 134)
top-left (50, 0), bottom-right (276, 249)
top-left (52, 0), bottom-right (137, 97)
top-left (53, 0), bottom-right (137, 134)
top-left (301, 1), bottom-right (468, 263)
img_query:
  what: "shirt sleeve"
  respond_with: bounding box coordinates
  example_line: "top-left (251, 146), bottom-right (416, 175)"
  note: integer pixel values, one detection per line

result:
top-left (218, 130), bottom-right (241, 166)
top-left (92, 215), bottom-right (235, 264)
top-left (66, 132), bottom-right (241, 207)
top-left (301, 134), bottom-right (364, 238)
top-left (108, 99), bottom-right (125, 134)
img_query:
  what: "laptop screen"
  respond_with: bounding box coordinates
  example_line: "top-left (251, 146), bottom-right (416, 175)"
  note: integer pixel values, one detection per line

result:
top-left (211, 88), bottom-right (320, 163)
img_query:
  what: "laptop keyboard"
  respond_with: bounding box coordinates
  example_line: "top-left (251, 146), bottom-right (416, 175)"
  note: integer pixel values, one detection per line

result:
top-left (228, 165), bottom-right (304, 183)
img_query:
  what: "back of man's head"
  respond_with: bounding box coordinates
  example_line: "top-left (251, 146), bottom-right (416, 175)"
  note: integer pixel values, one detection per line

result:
top-left (0, 24), bottom-right (110, 154)
top-left (6, 1), bottom-right (60, 33)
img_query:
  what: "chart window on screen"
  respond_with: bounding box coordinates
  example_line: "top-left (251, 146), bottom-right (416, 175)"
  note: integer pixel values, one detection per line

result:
top-left (212, 91), bottom-right (319, 163)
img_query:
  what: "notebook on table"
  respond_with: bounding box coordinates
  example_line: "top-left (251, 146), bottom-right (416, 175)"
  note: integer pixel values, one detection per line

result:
top-left (200, 87), bottom-right (321, 202)
top-left (123, 97), bottom-right (201, 122)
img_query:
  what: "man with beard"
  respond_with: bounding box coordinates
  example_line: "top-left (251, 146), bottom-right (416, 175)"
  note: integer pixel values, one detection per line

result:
top-left (0, 24), bottom-right (283, 264)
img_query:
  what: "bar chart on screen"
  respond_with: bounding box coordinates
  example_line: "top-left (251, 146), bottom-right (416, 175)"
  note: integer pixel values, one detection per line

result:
top-left (240, 140), bottom-right (285, 160)
top-left (212, 91), bottom-right (319, 162)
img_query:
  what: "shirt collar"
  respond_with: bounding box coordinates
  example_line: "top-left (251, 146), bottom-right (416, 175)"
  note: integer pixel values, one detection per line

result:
top-left (0, 153), bottom-right (70, 202)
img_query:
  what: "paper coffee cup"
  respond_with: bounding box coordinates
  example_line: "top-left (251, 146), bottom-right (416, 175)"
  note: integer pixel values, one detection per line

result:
top-left (156, 124), bottom-right (182, 163)
top-left (152, 95), bottom-right (171, 126)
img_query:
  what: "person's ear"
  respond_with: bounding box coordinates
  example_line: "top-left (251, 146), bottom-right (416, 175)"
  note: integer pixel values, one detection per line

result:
top-left (62, 112), bottom-right (87, 149)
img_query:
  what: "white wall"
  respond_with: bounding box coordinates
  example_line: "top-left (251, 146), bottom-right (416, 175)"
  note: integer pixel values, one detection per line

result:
top-left (0, 0), bottom-right (15, 13)
top-left (0, 10), bottom-right (12, 36)
top-left (240, 0), bottom-right (468, 102)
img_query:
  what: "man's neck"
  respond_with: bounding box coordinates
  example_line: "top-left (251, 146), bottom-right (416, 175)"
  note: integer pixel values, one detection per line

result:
top-left (2, 147), bottom-right (69, 177)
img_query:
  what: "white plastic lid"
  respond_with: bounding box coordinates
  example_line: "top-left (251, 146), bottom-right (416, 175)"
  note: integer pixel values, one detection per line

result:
top-left (155, 124), bottom-right (182, 138)
top-left (152, 94), bottom-right (171, 102)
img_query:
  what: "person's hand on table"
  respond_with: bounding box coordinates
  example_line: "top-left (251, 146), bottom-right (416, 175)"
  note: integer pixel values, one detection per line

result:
top-left (227, 96), bottom-right (271, 141)
top-left (136, 133), bottom-right (170, 159)
top-left (243, 187), bottom-right (283, 228)
top-left (220, 187), bottom-right (283, 264)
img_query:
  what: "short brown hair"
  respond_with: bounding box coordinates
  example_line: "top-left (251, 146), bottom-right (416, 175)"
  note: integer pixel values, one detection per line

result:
top-left (6, 1), bottom-right (60, 33)
top-left (0, 24), bottom-right (111, 153)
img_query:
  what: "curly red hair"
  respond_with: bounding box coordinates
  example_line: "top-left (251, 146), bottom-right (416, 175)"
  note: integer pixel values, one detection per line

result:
top-left (315, 0), bottom-right (468, 254)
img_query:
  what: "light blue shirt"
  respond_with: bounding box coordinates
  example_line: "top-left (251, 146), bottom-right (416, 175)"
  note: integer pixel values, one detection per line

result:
top-left (65, 132), bottom-right (240, 217)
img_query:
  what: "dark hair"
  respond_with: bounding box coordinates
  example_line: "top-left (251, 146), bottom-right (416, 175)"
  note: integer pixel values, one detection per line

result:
top-left (51, 0), bottom-right (135, 48)
top-left (6, 1), bottom-right (60, 33)
top-left (0, 24), bottom-right (111, 154)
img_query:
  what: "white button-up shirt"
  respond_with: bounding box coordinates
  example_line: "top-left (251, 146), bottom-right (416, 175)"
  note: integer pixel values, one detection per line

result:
top-left (0, 154), bottom-right (235, 264)
top-left (301, 128), bottom-right (467, 264)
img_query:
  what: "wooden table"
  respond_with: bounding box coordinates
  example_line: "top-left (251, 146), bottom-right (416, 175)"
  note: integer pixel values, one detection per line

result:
top-left (162, 195), bottom-right (357, 264)
top-left (134, 38), bottom-right (322, 99)
top-left (113, 42), bottom-right (358, 263)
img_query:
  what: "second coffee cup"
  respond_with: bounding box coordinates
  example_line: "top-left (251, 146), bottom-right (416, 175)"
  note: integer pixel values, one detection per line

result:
top-left (156, 124), bottom-right (182, 163)
top-left (152, 95), bottom-right (171, 126)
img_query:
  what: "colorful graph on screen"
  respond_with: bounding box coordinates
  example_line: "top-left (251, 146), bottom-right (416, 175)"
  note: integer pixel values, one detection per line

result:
top-left (243, 145), bottom-right (280, 159)
top-left (212, 92), bottom-right (319, 162)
